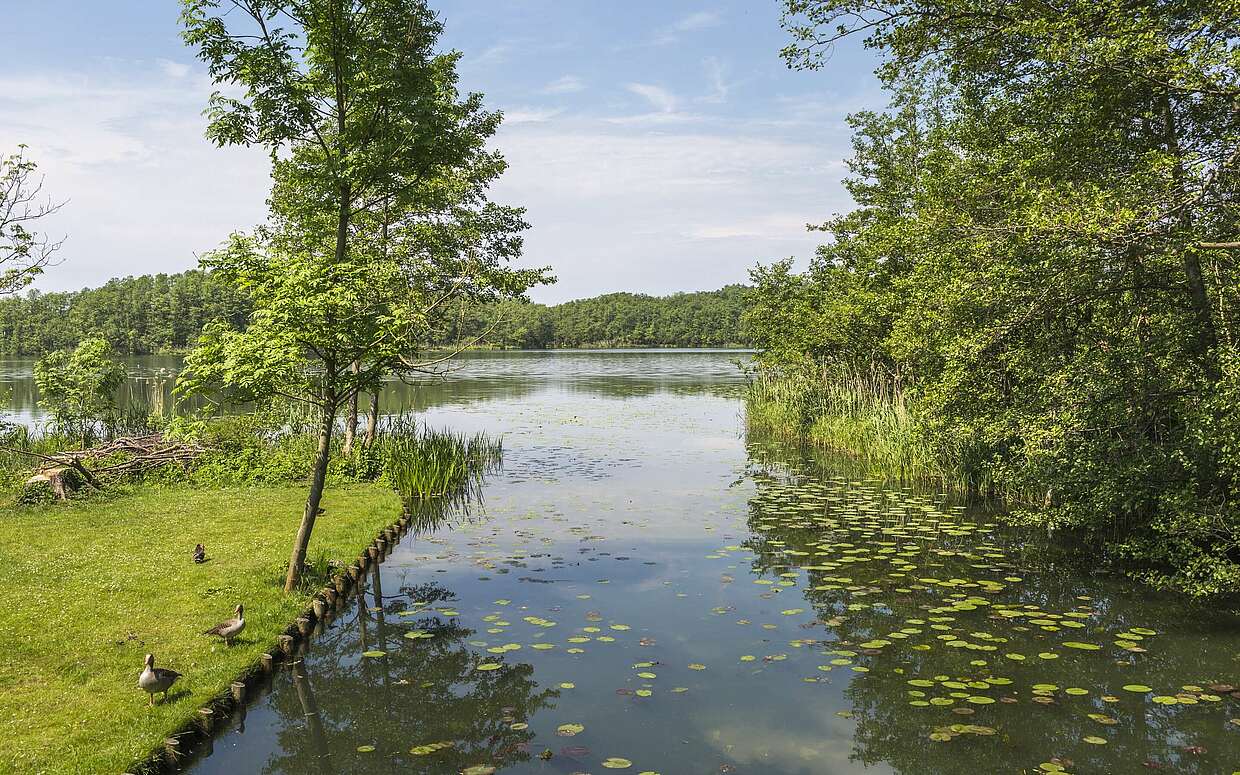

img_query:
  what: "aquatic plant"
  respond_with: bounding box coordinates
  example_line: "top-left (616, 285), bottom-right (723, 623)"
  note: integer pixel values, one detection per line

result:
top-left (745, 369), bottom-right (982, 494)
top-left (372, 415), bottom-right (502, 500)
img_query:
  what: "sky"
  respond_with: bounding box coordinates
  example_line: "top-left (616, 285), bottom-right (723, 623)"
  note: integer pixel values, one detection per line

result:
top-left (0, 1), bottom-right (887, 304)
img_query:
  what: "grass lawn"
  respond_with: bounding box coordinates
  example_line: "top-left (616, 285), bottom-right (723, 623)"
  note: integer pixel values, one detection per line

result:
top-left (0, 483), bottom-right (403, 775)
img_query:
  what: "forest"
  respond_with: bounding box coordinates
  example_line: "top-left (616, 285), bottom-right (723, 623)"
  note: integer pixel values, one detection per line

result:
top-left (0, 274), bottom-right (752, 355)
top-left (745, 0), bottom-right (1240, 597)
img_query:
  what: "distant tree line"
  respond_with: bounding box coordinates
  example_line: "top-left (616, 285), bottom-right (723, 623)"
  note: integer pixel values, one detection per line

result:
top-left (0, 273), bottom-right (753, 355)
top-left (432, 285), bottom-right (754, 349)
top-left (0, 271), bottom-right (250, 355)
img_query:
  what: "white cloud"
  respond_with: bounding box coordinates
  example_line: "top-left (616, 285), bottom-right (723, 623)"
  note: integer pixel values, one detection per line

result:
top-left (471, 44), bottom-right (512, 67)
top-left (157, 59), bottom-right (190, 79)
top-left (625, 83), bottom-right (678, 114)
top-left (501, 106), bottom-right (565, 125)
top-left (0, 55), bottom-right (854, 305)
top-left (0, 69), bottom-right (270, 292)
top-left (541, 75), bottom-right (585, 95)
top-left (488, 116), bottom-right (846, 302)
top-left (686, 214), bottom-right (818, 241)
top-left (702, 57), bottom-right (730, 103)
top-left (638, 10), bottom-right (725, 47)
top-left (672, 11), bottom-right (722, 32)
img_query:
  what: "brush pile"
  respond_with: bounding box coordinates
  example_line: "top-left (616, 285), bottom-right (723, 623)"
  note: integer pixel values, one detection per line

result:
top-left (17, 434), bottom-right (209, 502)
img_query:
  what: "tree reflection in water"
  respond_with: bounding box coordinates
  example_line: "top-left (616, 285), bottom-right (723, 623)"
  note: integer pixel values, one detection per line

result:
top-left (262, 578), bottom-right (557, 774)
top-left (740, 440), bottom-right (1240, 775)
top-left (261, 491), bottom-right (558, 774)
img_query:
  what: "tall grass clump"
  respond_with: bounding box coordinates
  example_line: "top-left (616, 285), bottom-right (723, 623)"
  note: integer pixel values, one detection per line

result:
top-left (373, 414), bottom-right (502, 500)
top-left (745, 368), bottom-right (982, 492)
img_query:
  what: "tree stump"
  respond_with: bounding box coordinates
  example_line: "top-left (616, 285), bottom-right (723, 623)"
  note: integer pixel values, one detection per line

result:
top-left (19, 467), bottom-right (82, 503)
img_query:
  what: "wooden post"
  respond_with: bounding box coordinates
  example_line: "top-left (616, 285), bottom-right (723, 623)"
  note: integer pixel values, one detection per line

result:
top-left (196, 707), bottom-right (215, 734)
top-left (231, 681), bottom-right (246, 703)
top-left (163, 737), bottom-right (181, 765)
top-left (296, 617), bottom-right (312, 637)
top-left (279, 634), bottom-right (295, 655)
top-left (260, 653), bottom-right (274, 673)
top-left (323, 587), bottom-right (338, 606)
top-left (312, 598), bottom-right (328, 619)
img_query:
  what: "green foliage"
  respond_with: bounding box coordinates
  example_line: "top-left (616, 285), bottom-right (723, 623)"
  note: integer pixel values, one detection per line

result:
top-left (0, 270), bottom-right (250, 355)
top-left (32, 338), bottom-right (127, 445)
top-left (747, 369), bottom-right (962, 489)
top-left (752, 0), bottom-right (1240, 596)
top-left (179, 0), bottom-right (549, 590)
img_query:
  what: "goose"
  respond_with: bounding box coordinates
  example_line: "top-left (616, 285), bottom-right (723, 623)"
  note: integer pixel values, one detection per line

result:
top-left (138, 653), bottom-right (181, 706)
top-left (204, 604), bottom-right (245, 646)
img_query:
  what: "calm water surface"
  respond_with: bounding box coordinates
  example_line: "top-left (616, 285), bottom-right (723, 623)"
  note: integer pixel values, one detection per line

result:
top-left (10, 351), bottom-right (1238, 774)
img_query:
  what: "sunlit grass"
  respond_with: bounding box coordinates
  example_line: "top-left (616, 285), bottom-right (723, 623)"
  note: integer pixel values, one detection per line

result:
top-left (0, 483), bottom-right (401, 774)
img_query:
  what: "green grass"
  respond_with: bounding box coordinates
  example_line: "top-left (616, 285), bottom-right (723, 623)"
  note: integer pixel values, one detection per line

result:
top-left (0, 483), bottom-right (402, 775)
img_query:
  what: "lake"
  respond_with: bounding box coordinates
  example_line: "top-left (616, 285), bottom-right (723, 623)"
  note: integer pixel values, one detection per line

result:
top-left (7, 350), bottom-right (1240, 774)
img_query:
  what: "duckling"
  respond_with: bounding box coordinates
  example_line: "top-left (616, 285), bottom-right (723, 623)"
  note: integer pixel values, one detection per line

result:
top-left (193, 543), bottom-right (206, 564)
top-left (138, 653), bottom-right (181, 706)
top-left (204, 603), bottom-right (245, 646)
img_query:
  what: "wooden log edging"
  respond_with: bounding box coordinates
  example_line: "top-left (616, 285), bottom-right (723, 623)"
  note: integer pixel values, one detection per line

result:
top-left (125, 508), bottom-right (414, 774)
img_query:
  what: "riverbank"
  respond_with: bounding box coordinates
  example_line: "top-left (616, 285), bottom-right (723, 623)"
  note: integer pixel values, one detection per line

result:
top-left (0, 484), bottom-right (401, 775)
top-left (745, 371), bottom-right (1240, 600)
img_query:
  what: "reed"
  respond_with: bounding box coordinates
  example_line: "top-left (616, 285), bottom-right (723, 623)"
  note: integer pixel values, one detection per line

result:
top-left (745, 369), bottom-right (976, 491)
top-left (369, 415), bottom-right (502, 500)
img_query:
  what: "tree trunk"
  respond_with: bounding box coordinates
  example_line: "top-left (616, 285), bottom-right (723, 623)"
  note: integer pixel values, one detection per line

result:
top-left (364, 391), bottom-right (379, 448)
top-left (285, 405), bottom-right (335, 593)
top-left (342, 362), bottom-right (360, 456)
top-left (1163, 93), bottom-right (1220, 381)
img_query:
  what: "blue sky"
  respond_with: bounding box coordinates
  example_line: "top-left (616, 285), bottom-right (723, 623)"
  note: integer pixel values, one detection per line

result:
top-left (0, 1), bottom-right (886, 303)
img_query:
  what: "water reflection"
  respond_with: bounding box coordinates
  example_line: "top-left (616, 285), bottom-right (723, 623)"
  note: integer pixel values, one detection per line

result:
top-left (259, 575), bottom-right (557, 775)
top-left (742, 443), bottom-right (1240, 774)
top-left (0, 349), bottom-right (750, 425)
top-left (174, 351), bottom-right (1238, 775)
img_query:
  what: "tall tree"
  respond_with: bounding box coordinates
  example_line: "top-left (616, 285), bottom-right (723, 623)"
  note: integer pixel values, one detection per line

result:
top-left (180, 0), bottom-right (549, 591)
top-left (750, 0), bottom-right (1240, 593)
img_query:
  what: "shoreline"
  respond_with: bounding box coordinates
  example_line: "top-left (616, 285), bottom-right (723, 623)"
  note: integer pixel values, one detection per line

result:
top-left (126, 507), bottom-right (416, 774)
